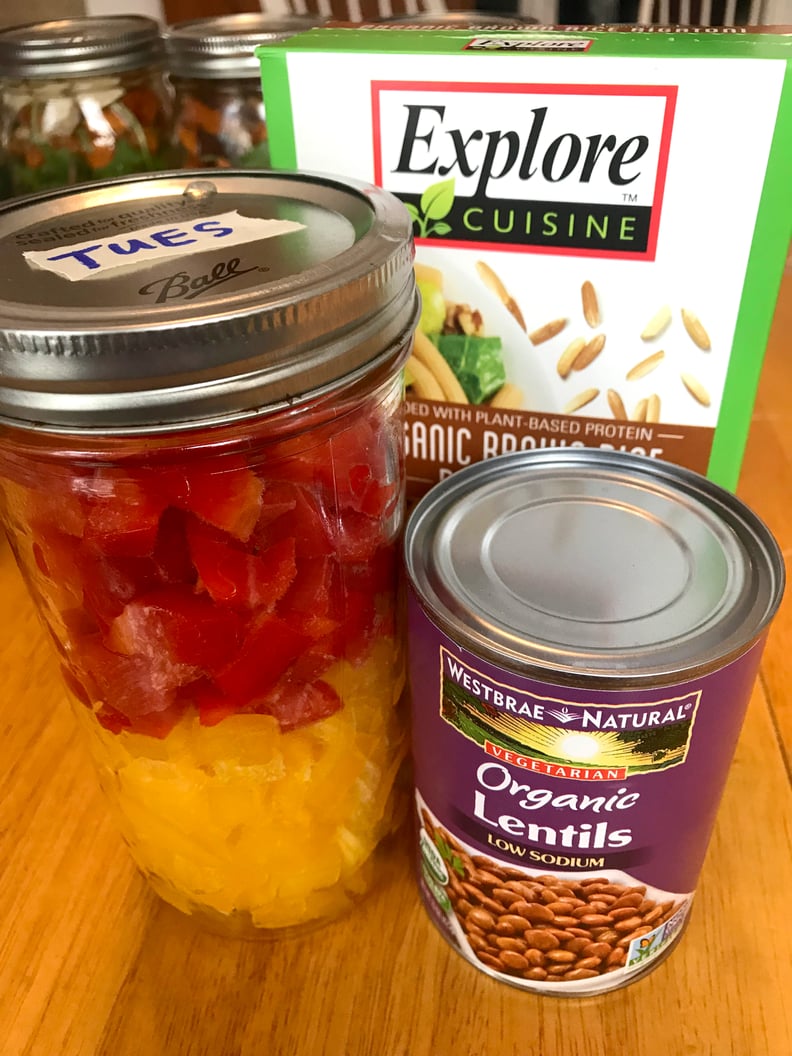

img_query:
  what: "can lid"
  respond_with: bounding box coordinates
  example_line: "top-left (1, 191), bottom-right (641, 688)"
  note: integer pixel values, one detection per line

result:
top-left (404, 450), bottom-right (785, 685)
top-left (0, 16), bottom-right (163, 78)
top-left (164, 13), bottom-right (323, 78)
top-left (0, 170), bottom-right (417, 433)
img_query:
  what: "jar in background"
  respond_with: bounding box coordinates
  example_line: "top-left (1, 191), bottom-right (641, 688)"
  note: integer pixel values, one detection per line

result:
top-left (164, 14), bottom-right (323, 171)
top-left (0, 170), bottom-right (418, 936)
top-left (0, 16), bottom-right (174, 200)
top-left (375, 11), bottom-right (538, 25)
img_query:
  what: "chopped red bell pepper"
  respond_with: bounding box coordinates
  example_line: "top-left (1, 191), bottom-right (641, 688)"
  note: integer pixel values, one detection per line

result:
top-left (187, 519), bottom-right (297, 610)
top-left (13, 480), bottom-right (87, 538)
top-left (253, 482), bottom-right (333, 558)
top-left (187, 678), bottom-right (243, 727)
top-left (153, 508), bottom-right (198, 586)
top-left (83, 477), bottom-right (166, 557)
top-left (263, 677), bottom-right (342, 732)
top-left (331, 509), bottom-right (386, 563)
top-left (108, 587), bottom-right (245, 674)
top-left (174, 459), bottom-right (263, 541)
top-left (14, 397), bottom-right (400, 738)
top-left (74, 635), bottom-right (180, 718)
top-left (214, 613), bottom-right (311, 700)
top-left (95, 705), bottom-right (132, 735)
top-left (127, 700), bottom-right (190, 739)
top-left (31, 528), bottom-right (85, 601)
top-left (254, 482), bottom-right (298, 529)
top-left (280, 556), bottom-right (338, 617)
top-left (80, 549), bottom-right (163, 624)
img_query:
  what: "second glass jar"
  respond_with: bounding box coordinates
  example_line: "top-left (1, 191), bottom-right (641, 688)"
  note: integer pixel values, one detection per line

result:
top-left (165, 14), bottom-right (323, 171)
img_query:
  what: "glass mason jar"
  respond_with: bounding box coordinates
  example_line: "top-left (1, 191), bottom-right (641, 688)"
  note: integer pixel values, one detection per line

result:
top-left (164, 14), bottom-right (323, 171)
top-left (0, 170), bottom-right (418, 936)
top-left (0, 16), bottom-right (174, 200)
top-left (375, 12), bottom-right (538, 25)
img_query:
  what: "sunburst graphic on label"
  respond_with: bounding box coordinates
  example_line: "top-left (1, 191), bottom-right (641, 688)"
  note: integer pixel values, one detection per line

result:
top-left (512, 722), bottom-right (653, 770)
top-left (439, 650), bottom-right (698, 777)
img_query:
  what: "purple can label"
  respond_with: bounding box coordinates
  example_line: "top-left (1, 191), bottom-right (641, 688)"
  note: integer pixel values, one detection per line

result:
top-left (408, 591), bottom-right (766, 994)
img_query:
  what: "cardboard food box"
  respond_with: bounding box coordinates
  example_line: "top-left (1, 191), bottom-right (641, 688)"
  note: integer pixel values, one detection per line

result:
top-left (259, 26), bottom-right (792, 498)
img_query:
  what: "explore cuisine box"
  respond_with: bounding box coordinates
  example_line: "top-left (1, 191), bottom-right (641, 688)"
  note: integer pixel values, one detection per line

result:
top-left (258, 26), bottom-right (792, 498)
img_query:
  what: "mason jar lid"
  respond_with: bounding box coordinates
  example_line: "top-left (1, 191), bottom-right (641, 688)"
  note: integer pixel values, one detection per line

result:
top-left (0, 16), bottom-right (163, 79)
top-left (164, 13), bottom-right (324, 78)
top-left (0, 169), bottom-right (418, 434)
top-left (404, 449), bottom-right (784, 686)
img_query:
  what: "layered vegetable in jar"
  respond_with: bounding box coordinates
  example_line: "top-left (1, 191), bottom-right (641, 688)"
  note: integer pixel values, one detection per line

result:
top-left (164, 14), bottom-right (322, 171)
top-left (0, 16), bottom-right (174, 199)
top-left (0, 171), bottom-right (418, 935)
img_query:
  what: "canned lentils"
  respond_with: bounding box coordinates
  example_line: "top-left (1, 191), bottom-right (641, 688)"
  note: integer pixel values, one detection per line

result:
top-left (404, 449), bottom-right (784, 994)
top-left (0, 170), bottom-right (417, 935)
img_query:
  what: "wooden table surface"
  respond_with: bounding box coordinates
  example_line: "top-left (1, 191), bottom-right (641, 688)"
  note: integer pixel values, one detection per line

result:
top-left (3, 279), bottom-right (792, 1056)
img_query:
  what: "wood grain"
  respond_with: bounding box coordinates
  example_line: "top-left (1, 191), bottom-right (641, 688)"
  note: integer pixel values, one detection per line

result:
top-left (739, 275), bottom-right (792, 771)
top-left (2, 279), bottom-right (792, 1056)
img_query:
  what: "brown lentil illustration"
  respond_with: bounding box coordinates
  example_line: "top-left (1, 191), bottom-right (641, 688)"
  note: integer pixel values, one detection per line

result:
top-left (423, 814), bottom-right (681, 985)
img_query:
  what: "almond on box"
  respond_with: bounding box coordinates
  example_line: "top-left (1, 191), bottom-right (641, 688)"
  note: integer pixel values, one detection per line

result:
top-left (258, 26), bottom-right (792, 497)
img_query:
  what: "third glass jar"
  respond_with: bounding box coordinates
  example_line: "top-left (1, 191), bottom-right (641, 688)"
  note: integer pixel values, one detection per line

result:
top-left (164, 14), bottom-right (323, 171)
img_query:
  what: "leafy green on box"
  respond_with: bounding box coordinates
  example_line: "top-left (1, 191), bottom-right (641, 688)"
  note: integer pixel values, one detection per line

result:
top-left (406, 177), bottom-right (455, 239)
top-left (433, 333), bottom-right (506, 404)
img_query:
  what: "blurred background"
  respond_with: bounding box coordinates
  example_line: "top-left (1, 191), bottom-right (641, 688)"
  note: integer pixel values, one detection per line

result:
top-left (0, 0), bottom-right (786, 28)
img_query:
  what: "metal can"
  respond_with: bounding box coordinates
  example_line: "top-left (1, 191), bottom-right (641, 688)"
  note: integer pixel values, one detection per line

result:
top-left (0, 16), bottom-right (174, 200)
top-left (404, 449), bottom-right (784, 994)
top-left (0, 170), bottom-right (418, 936)
top-left (164, 13), bottom-right (323, 170)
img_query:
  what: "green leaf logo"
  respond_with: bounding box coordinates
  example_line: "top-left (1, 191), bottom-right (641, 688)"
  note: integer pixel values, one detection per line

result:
top-left (421, 178), bottom-right (455, 221)
top-left (410, 178), bottom-right (456, 239)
